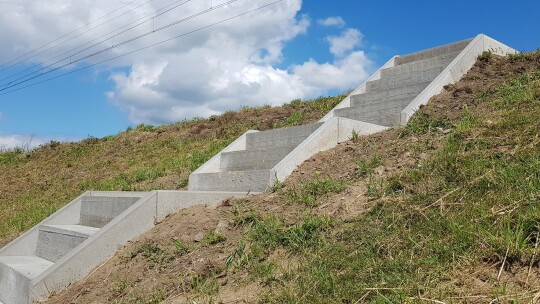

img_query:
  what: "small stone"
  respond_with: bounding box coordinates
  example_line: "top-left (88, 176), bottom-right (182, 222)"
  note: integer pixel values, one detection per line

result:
top-left (443, 129), bottom-right (452, 134)
top-left (215, 220), bottom-right (229, 233)
top-left (193, 232), bottom-right (205, 242)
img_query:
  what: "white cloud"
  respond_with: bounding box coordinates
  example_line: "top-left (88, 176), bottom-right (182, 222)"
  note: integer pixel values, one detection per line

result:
top-left (317, 16), bottom-right (346, 28)
top-left (0, 1), bottom-right (374, 125)
top-left (326, 28), bottom-right (363, 57)
top-left (293, 51), bottom-right (372, 91)
top-left (0, 134), bottom-right (53, 150)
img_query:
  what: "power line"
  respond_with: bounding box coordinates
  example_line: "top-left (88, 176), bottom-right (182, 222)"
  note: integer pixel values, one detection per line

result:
top-left (0, 0), bottom-right (192, 83)
top-left (0, 0), bottom-right (228, 91)
top-left (0, 0), bottom-right (154, 72)
top-left (0, 0), bottom-right (284, 96)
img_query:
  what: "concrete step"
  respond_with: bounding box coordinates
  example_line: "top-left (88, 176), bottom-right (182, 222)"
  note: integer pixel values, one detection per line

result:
top-left (395, 38), bottom-right (471, 65)
top-left (366, 67), bottom-right (443, 92)
top-left (189, 169), bottom-right (272, 192)
top-left (220, 145), bottom-right (296, 172)
top-left (351, 81), bottom-right (430, 107)
top-left (0, 255), bottom-right (54, 303)
top-left (345, 95), bottom-right (413, 116)
top-left (246, 123), bottom-right (323, 150)
top-left (36, 225), bottom-right (99, 263)
top-left (334, 108), bottom-right (401, 127)
top-left (80, 196), bottom-right (141, 228)
top-left (381, 51), bottom-right (461, 77)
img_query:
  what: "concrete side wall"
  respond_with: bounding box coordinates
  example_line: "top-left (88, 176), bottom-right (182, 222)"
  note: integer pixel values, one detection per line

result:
top-left (273, 118), bottom-right (389, 181)
top-left (319, 56), bottom-right (398, 122)
top-left (155, 191), bottom-right (251, 222)
top-left (400, 34), bottom-right (517, 124)
top-left (190, 130), bottom-right (258, 175)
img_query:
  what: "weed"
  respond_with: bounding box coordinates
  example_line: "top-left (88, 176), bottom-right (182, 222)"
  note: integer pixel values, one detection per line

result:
top-left (355, 155), bottom-right (381, 177)
top-left (226, 243), bottom-right (250, 269)
top-left (350, 130), bottom-right (360, 142)
top-left (479, 51), bottom-right (493, 62)
top-left (203, 232), bottom-right (226, 245)
top-left (286, 178), bottom-right (346, 207)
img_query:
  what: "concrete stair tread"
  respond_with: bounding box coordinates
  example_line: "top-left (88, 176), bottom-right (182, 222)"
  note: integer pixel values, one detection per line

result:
top-left (40, 224), bottom-right (100, 238)
top-left (0, 256), bottom-right (54, 279)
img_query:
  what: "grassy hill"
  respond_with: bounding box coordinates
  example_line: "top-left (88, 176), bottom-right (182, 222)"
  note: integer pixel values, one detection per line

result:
top-left (0, 95), bottom-right (344, 247)
top-left (7, 49), bottom-right (540, 303)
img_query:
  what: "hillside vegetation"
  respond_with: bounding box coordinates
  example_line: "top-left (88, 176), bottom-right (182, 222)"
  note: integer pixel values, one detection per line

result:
top-left (44, 50), bottom-right (540, 303)
top-left (0, 95), bottom-right (344, 247)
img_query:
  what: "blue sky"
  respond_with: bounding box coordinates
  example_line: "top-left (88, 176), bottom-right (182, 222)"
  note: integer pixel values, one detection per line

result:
top-left (0, 0), bottom-right (538, 148)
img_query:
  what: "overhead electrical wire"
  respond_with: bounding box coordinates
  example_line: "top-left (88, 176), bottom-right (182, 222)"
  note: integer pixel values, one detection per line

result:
top-left (0, 0), bottom-right (217, 91)
top-left (0, 0), bottom-right (194, 83)
top-left (0, 0), bottom-right (284, 96)
top-left (0, 0), bottom-right (155, 72)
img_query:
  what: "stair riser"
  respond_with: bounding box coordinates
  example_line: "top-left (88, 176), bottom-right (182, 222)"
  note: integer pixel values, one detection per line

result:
top-left (220, 146), bottom-right (295, 171)
top-left (395, 39), bottom-right (471, 65)
top-left (351, 93), bottom-right (417, 108)
top-left (335, 109), bottom-right (401, 127)
top-left (246, 123), bottom-right (322, 150)
top-left (36, 231), bottom-right (88, 263)
top-left (80, 197), bottom-right (139, 228)
top-left (382, 53), bottom-right (458, 77)
top-left (367, 68), bottom-right (442, 92)
top-left (351, 82), bottom-right (429, 105)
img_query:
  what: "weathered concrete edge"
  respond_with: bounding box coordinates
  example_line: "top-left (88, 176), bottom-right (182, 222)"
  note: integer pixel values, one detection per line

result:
top-left (319, 56), bottom-right (399, 122)
top-left (400, 34), bottom-right (517, 125)
top-left (29, 190), bottom-right (249, 301)
top-left (272, 117), bottom-right (388, 182)
top-left (189, 130), bottom-right (258, 177)
top-left (155, 190), bottom-right (254, 222)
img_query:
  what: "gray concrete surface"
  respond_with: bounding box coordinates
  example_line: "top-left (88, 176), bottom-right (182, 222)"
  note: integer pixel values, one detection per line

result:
top-left (189, 169), bottom-right (273, 192)
top-left (395, 38), bottom-right (472, 65)
top-left (246, 123), bottom-right (323, 150)
top-left (220, 145), bottom-right (296, 171)
top-left (36, 225), bottom-right (98, 262)
top-left (80, 196), bottom-right (140, 228)
top-left (381, 51), bottom-right (460, 77)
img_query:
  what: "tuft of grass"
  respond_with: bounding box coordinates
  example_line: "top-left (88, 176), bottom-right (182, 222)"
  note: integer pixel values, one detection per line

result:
top-left (203, 232), bottom-right (226, 245)
top-left (286, 178), bottom-right (346, 207)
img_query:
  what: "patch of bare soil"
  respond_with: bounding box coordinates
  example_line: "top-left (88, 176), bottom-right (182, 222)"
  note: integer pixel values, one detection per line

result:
top-left (46, 54), bottom-right (540, 303)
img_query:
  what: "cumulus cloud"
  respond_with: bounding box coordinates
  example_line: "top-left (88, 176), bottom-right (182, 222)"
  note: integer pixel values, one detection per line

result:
top-left (0, 0), bottom-right (374, 125)
top-left (326, 28), bottom-right (363, 57)
top-left (317, 16), bottom-right (346, 28)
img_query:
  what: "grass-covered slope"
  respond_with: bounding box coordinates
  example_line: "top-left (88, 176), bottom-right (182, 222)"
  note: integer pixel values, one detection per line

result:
top-left (0, 96), bottom-right (344, 247)
top-left (46, 51), bottom-right (540, 303)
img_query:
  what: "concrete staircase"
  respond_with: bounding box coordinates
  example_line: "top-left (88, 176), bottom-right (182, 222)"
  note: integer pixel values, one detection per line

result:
top-left (189, 34), bottom-right (515, 193)
top-left (332, 39), bottom-right (471, 126)
top-left (0, 34), bottom-right (515, 304)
